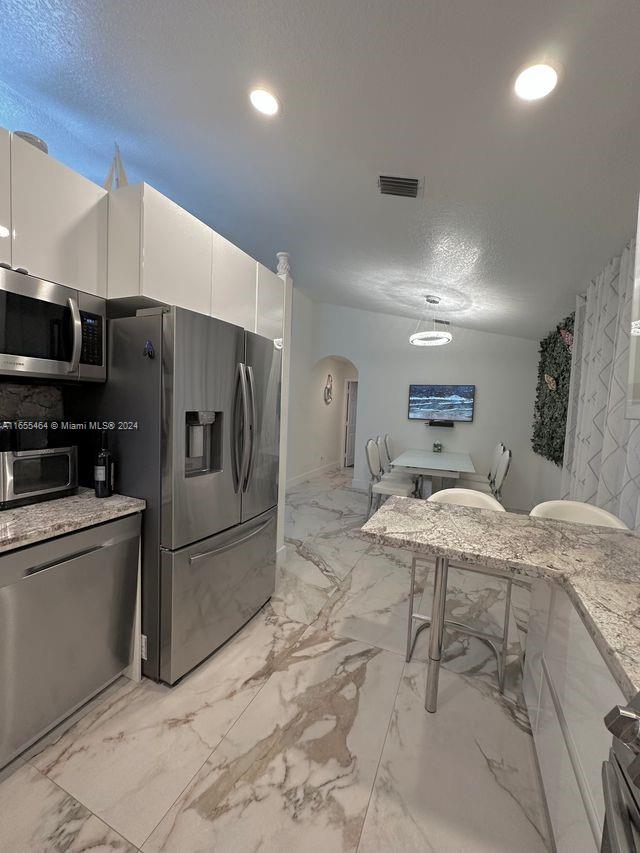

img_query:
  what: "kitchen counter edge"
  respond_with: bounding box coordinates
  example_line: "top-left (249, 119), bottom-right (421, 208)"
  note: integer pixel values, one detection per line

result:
top-left (0, 489), bottom-right (146, 554)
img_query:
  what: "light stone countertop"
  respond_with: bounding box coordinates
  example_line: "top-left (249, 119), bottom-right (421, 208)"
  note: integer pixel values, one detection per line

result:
top-left (361, 496), bottom-right (640, 702)
top-left (0, 489), bottom-right (146, 554)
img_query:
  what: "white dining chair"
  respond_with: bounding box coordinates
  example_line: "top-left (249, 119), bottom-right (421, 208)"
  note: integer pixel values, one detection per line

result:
top-left (407, 487), bottom-right (513, 692)
top-left (457, 442), bottom-right (505, 496)
top-left (376, 435), bottom-right (411, 480)
top-left (530, 499), bottom-right (629, 529)
top-left (492, 447), bottom-right (511, 502)
top-left (383, 433), bottom-right (393, 462)
top-left (489, 442), bottom-right (506, 487)
top-left (365, 439), bottom-right (414, 519)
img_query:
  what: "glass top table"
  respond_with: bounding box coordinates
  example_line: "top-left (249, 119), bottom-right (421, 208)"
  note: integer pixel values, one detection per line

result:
top-left (390, 449), bottom-right (476, 479)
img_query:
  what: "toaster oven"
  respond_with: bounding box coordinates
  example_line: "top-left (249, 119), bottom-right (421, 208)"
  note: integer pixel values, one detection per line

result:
top-left (0, 445), bottom-right (78, 509)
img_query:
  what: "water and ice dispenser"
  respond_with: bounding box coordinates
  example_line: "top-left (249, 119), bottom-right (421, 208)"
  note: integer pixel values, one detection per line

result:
top-left (185, 411), bottom-right (222, 476)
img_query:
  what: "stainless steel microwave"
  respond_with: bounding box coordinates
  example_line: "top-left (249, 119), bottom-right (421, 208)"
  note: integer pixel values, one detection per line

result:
top-left (0, 268), bottom-right (106, 382)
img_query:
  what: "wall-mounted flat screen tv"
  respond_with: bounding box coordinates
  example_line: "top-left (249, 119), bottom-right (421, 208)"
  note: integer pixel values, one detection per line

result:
top-left (408, 384), bottom-right (475, 422)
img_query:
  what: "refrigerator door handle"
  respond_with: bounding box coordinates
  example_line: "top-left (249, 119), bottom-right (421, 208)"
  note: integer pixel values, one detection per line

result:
top-left (188, 516), bottom-right (273, 563)
top-left (237, 362), bottom-right (251, 491)
top-left (231, 363), bottom-right (241, 492)
top-left (243, 365), bottom-right (257, 492)
top-left (231, 362), bottom-right (248, 493)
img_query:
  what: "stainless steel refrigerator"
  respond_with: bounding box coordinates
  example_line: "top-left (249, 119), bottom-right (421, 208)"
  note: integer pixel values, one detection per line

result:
top-left (93, 306), bottom-right (281, 684)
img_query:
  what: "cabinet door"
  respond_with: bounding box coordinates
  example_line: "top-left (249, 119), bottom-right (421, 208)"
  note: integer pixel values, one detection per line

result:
top-left (536, 671), bottom-right (598, 851)
top-left (141, 185), bottom-right (212, 314)
top-left (211, 231), bottom-right (256, 329)
top-left (0, 128), bottom-right (10, 266)
top-left (544, 587), bottom-right (626, 829)
top-left (256, 263), bottom-right (284, 341)
top-left (11, 135), bottom-right (107, 295)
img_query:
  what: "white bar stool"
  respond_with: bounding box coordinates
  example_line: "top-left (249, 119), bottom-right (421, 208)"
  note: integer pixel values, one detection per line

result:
top-left (530, 499), bottom-right (629, 529)
top-left (406, 488), bottom-right (514, 697)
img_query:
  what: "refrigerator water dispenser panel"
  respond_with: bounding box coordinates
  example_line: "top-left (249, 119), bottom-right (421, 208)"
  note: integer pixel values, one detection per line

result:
top-left (185, 411), bottom-right (222, 476)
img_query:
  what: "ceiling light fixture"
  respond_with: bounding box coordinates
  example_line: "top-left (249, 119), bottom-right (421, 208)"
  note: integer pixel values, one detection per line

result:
top-left (514, 64), bottom-right (558, 101)
top-left (409, 296), bottom-right (453, 347)
top-left (249, 88), bottom-right (280, 116)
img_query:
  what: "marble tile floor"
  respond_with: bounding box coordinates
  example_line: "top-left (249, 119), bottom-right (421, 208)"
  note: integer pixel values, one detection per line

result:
top-left (0, 468), bottom-right (549, 852)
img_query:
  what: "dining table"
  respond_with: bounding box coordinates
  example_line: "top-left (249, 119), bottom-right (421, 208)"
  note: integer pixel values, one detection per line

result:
top-left (390, 448), bottom-right (476, 494)
top-left (361, 495), bottom-right (640, 714)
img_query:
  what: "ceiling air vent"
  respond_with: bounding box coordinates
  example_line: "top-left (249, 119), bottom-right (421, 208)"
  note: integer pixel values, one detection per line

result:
top-left (378, 175), bottom-right (421, 198)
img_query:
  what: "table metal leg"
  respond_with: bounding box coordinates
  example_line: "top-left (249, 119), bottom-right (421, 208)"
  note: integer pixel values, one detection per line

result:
top-left (425, 555), bottom-right (449, 713)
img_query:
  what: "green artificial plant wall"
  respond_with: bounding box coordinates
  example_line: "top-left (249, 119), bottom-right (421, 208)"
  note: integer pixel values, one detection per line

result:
top-left (531, 313), bottom-right (574, 467)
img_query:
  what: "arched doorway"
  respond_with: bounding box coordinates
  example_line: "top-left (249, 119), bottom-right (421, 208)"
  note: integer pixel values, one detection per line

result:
top-left (305, 355), bottom-right (359, 476)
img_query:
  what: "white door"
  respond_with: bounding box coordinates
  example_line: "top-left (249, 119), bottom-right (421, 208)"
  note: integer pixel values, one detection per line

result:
top-left (344, 380), bottom-right (358, 467)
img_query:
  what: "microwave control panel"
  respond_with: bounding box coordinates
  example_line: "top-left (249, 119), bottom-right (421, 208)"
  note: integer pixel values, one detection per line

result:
top-left (80, 312), bottom-right (104, 366)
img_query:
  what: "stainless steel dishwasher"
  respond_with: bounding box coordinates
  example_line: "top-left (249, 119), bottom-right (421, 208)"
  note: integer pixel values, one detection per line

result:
top-left (0, 513), bottom-right (141, 769)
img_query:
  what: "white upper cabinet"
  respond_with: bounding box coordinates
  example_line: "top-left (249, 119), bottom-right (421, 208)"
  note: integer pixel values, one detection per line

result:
top-left (211, 231), bottom-right (257, 330)
top-left (108, 183), bottom-right (212, 315)
top-left (256, 263), bottom-right (284, 342)
top-left (11, 134), bottom-right (107, 295)
top-left (0, 128), bottom-right (10, 267)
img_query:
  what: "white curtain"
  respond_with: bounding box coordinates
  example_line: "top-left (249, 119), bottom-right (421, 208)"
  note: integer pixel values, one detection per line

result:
top-left (562, 240), bottom-right (640, 529)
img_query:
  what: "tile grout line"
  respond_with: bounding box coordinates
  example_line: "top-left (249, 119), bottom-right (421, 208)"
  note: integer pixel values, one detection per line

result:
top-left (32, 765), bottom-right (142, 851)
top-left (355, 655), bottom-right (407, 853)
top-left (137, 617), bottom-right (304, 849)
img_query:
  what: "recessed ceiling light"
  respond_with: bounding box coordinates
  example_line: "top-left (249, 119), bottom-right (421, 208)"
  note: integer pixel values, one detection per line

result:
top-left (249, 88), bottom-right (280, 116)
top-left (514, 64), bottom-right (558, 101)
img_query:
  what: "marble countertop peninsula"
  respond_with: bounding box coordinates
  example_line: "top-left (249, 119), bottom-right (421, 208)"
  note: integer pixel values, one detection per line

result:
top-left (361, 496), bottom-right (640, 702)
top-left (0, 489), bottom-right (146, 554)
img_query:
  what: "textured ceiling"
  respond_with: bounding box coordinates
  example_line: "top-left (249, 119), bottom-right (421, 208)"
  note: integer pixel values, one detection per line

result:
top-left (0, 0), bottom-right (639, 339)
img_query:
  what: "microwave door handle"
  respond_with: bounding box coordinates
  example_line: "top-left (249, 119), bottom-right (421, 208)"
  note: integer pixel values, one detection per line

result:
top-left (67, 296), bottom-right (82, 374)
top-left (243, 365), bottom-right (256, 492)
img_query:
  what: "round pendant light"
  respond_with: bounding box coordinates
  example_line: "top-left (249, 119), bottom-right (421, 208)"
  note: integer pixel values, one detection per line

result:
top-left (409, 329), bottom-right (453, 347)
top-left (409, 296), bottom-right (452, 347)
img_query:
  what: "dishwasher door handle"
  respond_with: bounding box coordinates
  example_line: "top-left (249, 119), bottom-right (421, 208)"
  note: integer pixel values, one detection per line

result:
top-left (20, 525), bottom-right (139, 580)
top-left (24, 544), bottom-right (104, 578)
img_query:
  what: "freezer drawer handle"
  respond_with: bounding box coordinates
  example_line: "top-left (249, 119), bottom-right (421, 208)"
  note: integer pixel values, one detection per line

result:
top-left (188, 517), bottom-right (273, 564)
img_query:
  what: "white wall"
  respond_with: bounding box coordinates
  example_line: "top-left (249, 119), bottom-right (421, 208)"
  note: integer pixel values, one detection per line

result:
top-left (287, 338), bottom-right (358, 483)
top-left (287, 291), bottom-right (563, 511)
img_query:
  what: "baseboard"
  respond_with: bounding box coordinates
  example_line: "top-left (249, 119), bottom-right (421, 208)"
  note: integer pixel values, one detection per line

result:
top-left (286, 461), bottom-right (341, 488)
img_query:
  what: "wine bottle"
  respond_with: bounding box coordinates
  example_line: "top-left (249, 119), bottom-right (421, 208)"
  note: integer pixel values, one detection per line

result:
top-left (94, 429), bottom-right (113, 498)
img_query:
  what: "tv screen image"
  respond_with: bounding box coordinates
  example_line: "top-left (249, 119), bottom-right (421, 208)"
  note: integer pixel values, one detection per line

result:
top-left (408, 384), bottom-right (475, 422)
